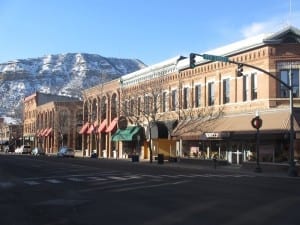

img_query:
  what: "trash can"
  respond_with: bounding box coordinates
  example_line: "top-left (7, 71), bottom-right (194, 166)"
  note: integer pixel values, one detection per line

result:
top-left (157, 154), bottom-right (164, 164)
top-left (169, 157), bottom-right (178, 162)
top-left (131, 155), bottom-right (139, 162)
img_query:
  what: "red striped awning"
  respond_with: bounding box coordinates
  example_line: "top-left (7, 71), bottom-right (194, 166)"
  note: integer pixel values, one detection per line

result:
top-left (86, 124), bottom-right (95, 134)
top-left (106, 117), bottom-right (118, 133)
top-left (97, 119), bottom-right (107, 133)
top-left (79, 122), bottom-right (89, 134)
top-left (37, 129), bottom-right (45, 137)
top-left (45, 128), bottom-right (53, 137)
top-left (41, 128), bottom-right (49, 136)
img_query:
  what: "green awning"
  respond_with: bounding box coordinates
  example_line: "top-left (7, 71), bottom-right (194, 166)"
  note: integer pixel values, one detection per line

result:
top-left (112, 126), bottom-right (141, 141)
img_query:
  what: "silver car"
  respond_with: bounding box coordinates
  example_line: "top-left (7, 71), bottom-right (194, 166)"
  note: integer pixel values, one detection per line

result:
top-left (31, 147), bottom-right (45, 156)
top-left (57, 147), bottom-right (75, 158)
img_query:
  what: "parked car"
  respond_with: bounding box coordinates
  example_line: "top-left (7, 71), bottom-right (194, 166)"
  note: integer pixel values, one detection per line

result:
top-left (31, 147), bottom-right (45, 156)
top-left (57, 147), bottom-right (75, 158)
top-left (14, 146), bottom-right (22, 154)
top-left (22, 145), bottom-right (31, 154)
top-left (4, 145), bottom-right (10, 153)
top-left (15, 145), bottom-right (31, 154)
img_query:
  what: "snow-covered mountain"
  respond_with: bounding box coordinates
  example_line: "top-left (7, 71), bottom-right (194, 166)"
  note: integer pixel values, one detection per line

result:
top-left (0, 53), bottom-right (146, 116)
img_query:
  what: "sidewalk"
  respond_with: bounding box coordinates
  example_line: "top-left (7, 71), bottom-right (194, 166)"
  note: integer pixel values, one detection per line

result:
top-left (67, 153), bottom-right (300, 178)
top-left (136, 158), bottom-right (299, 178)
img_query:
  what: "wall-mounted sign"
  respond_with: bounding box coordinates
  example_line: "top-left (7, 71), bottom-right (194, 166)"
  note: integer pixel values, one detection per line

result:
top-left (204, 132), bottom-right (230, 139)
top-left (118, 116), bottom-right (128, 130)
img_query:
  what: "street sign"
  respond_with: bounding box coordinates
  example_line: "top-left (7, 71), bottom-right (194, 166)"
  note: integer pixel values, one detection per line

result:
top-left (202, 54), bottom-right (229, 62)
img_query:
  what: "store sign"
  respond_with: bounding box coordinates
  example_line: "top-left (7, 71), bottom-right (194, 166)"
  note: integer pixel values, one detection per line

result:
top-left (204, 132), bottom-right (230, 139)
top-left (118, 116), bottom-right (128, 130)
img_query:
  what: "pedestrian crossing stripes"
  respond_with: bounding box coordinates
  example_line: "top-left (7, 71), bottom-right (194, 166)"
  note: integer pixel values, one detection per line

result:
top-left (46, 179), bottom-right (62, 184)
top-left (0, 173), bottom-right (256, 190)
top-left (24, 181), bottom-right (39, 185)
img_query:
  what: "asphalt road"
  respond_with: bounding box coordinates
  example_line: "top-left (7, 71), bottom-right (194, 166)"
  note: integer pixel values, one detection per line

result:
top-left (0, 154), bottom-right (299, 225)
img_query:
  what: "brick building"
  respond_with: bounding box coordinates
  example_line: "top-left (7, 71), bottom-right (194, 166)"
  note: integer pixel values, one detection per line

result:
top-left (0, 117), bottom-right (22, 151)
top-left (23, 92), bottom-right (82, 153)
top-left (81, 26), bottom-right (300, 165)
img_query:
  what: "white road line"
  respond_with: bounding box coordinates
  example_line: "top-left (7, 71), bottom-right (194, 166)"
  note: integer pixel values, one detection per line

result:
top-left (67, 177), bottom-right (85, 182)
top-left (88, 177), bottom-right (107, 181)
top-left (140, 175), bottom-right (160, 178)
top-left (160, 175), bottom-right (178, 178)
top-left (24, 181), bottom-right (40, 185)
top-left (0, 181), bottom-right (14, 188)
top-left (46, 179), bottom-right (62, 184)
top-left (111, 180), bottom-right (190, 192)
top-left (108, 176), bottom-right (130, 181)
top-left (124, 175), bottom-right (142, 179)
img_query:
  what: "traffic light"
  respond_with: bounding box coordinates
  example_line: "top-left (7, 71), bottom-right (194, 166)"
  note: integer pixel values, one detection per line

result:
top-left (237, 63), bottom-right (243, 77)
top-left (189, 53), bottom-right (196, 68)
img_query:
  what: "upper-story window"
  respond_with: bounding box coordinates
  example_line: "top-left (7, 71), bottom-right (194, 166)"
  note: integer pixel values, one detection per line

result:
top-left (171, 89), bottom-right (177, 111)
top-left (124, 100), bottom-right (129, 116)
top-left (194, 84), bottom-right (201, 107)
top-left (208, 82), bottom-right (215, 106)
top-left (277, 61), bottom-right (300, 97)
top-left (251, 73), bottom-right (258, 100)
top-left (223, 78), bottom-right (230, 104)
top-left (137, 97), bottom-right (141, 115)
top-left (162, 92), bottom-right (168, 112)
top-left (243, 75), bottom-right (249, 102)
top-left (183, 87), bottom-right (189, 109)
top-left (144, 95), bottom-right (150, 114)
top-left (130, 99), bottom-right (135, 116)
top-left (280, 69), bottom-right (300, 97)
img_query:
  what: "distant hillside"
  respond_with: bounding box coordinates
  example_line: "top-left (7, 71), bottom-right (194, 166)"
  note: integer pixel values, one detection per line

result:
top-left (0, 53), bottom-right (146, 116)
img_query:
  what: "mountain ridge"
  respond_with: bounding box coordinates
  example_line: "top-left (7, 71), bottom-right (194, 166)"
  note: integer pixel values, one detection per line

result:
top-left (0, 53), bottom-right (146, 116)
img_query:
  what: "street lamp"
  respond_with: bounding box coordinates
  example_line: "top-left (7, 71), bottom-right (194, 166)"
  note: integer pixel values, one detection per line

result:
top-left (251, 111), bottom-right (262, 173)
top-left (288, 64), bottom-right (297, 177)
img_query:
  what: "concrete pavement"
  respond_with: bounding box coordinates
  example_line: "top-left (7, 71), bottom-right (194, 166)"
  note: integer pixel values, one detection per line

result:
top-left (130, 157), bottom-right (300, 178)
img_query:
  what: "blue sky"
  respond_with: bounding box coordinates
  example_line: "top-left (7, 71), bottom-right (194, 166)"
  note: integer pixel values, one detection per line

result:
top-left (1, 0), bottom-right (300, 65)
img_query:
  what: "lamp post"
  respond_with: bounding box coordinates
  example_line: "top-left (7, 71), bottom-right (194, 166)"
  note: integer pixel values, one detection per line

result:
top-left (251, 111), bottom-right (262, 173)
top-left (137, 134), bottom-right (140, 153)
top-left (288, 64), bottom-right (297, 177)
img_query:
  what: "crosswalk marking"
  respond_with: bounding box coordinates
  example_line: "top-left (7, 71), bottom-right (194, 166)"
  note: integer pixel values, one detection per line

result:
top-left (0, 173), bottom-right (256, 190)
top-left (88, 176), bottom-right (107, 181)
top-left (0, 181), bottom-right (14, 188)
top-left (46, 179), bottom-right (62, 184)
top-left (141, 175), bottom-right (162, 179)
top-left (124, 175), bottom-right (141, 179)
top-left (24, 181), bottom-right (40, 185)
top-left (108, 176), bottom-right (130, 181)
top-left (67, 177), bottom-right (85, 182)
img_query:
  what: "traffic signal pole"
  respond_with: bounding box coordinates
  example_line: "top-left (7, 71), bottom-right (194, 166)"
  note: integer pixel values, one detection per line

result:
top-left (189, 53), bottom-right (297, 177)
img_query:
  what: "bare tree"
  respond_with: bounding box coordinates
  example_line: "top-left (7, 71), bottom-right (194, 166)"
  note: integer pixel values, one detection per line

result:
top-left (81, 72), bottom-right (110, 156)
top-left (120, 79), bottom-right (165, 163)
top-left (55, 110), bottom-right (69, 147)
top-left (173, 105), bottom-right (224, 138)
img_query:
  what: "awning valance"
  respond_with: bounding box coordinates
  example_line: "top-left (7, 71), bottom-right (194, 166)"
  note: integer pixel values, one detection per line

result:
top-left (172, 109), bottom-right (300, 140)
top-left (112, 126), bottom-right (141, 141)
